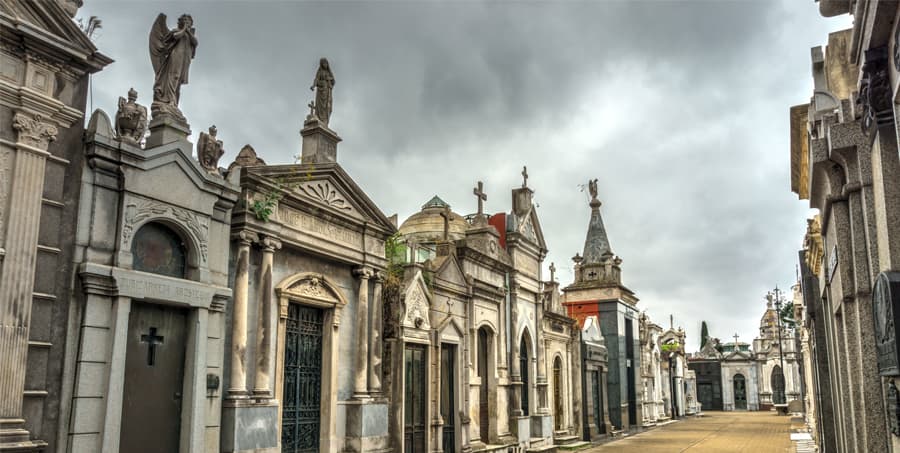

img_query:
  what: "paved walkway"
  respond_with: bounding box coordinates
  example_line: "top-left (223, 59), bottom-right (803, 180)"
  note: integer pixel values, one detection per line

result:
top-left (584, 411), bottom-right (793, 452)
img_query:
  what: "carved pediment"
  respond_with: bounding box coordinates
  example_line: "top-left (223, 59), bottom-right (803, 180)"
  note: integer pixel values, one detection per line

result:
top-left (402, 270), bottom-right (432, 331)
top-left (282, 276), bottom-right (341, 305)
top-left (295, 179), bottom-right (362, 219)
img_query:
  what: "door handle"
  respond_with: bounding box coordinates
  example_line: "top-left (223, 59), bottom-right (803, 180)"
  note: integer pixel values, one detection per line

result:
top-left (174, 392), bottom-right (182, 400)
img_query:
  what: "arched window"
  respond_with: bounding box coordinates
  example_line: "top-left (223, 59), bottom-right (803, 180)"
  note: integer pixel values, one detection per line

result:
top-left (132, 222), bottom-right (186, 278)
top-left (771, 365), bottom-right (786, 404)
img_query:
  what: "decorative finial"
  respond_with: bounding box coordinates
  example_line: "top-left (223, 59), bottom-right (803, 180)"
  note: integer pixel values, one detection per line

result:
top-left (521, 166), bottom-right (529, 188)
top-left (473, 181), bottom-right (487, 216)
top-left (115, 88), bottom-right (147, 145)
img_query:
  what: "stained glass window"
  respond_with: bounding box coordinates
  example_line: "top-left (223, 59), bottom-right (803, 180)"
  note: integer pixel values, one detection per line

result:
top-left (132, 222), bottom-right (186, 278)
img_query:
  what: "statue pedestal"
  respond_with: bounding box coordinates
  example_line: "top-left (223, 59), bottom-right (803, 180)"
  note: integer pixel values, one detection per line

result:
top-left (299, 116), bottom-right (341, 164)
top-left (146, 114), bottom-right (191, 148)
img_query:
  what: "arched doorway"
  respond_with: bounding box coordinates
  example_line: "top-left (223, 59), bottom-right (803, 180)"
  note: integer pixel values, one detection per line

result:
top-left (771, 365), bottom-right (785, 404)
top-left (733, 374), bottom-right (747, 410)
top-left (477, 327), bottom-right (491, 443)
top-left (553, 356), bottom-right (564, 430)
top-left (520, 334), bottom-right (531, 415)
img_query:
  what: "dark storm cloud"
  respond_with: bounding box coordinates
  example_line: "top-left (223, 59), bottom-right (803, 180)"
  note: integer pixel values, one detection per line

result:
top-left (80, 0), bottom-right (850, 350)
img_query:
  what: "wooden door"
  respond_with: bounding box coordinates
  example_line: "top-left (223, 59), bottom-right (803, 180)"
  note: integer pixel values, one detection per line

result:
top-left (120, 302), bottom-right (187, 453)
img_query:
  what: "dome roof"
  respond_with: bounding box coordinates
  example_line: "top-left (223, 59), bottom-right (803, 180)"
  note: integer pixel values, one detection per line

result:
top-left (398, 195), bottom-right (469, 243)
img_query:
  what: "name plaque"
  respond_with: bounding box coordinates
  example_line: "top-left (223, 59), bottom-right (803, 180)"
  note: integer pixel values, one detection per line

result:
top-left (873, 271), bottom-right (900, 376)
top-left (114, 268), bottom-right (219, 308)
top-left (278, 205), bottom-right (362, 249)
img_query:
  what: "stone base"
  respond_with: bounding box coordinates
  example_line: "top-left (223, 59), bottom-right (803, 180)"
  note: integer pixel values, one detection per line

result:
top-left (220, 402), bottom-right (279, 453)
top-left (300, 117), bottom-right (341, 164)
top-left (344, 399), bottom-right (389, 453)
top-left (515, 416), bottom-right (531, 445)
top-left (530, 414), bottom-right (552, 438)
top-left (146, 114), bottom-right (191, 148)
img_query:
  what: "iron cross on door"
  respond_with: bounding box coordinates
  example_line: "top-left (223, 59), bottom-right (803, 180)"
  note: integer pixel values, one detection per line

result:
top-left (141, 327), bottom-right (164, 366)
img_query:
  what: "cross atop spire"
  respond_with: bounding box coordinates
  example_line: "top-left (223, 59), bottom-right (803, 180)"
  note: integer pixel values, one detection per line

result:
top-left (473, 181), bottom-right (487, 216)
top-left (733, 332), bottom-right (740, 344)
top-left (521, 166), bottom-right (529, 188)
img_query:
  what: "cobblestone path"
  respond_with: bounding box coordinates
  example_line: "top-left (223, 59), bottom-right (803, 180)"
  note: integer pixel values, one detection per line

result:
top-left (584, 411), bottom-right (793, 452)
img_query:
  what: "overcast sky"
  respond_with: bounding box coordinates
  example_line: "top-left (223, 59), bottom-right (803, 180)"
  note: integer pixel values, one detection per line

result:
top-left (79, 0), bottom-right (851, 351)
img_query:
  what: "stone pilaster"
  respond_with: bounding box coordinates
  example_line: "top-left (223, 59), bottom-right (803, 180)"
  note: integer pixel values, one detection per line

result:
top-left (253, 237), bottom-right (281, 398)
top-left (228, 230), bottom-right (257, 398)
top-left (0, 112), bottom-right (56, 450)
top-left (369, 272), bottom-right (384, 394)
top-left (353, 266), bottom-right (373, 399)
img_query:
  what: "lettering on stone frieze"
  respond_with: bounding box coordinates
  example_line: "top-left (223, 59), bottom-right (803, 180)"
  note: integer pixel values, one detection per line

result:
top-left (117, 276), bottom-right (207, 304)
top-left (365, 236), bottom-right (385, 258)
top-left (0, 149), bottom-right (10, 236)
top-left (874, 272), bottom-right (900, 376)
top-left (123, 199), bottom-right (209, 263)
top-left (278, 205), bottom-right (362, 248)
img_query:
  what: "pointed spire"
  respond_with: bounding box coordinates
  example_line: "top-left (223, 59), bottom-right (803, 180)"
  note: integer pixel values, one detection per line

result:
top-left (581, 179), bottom-right (612, 264)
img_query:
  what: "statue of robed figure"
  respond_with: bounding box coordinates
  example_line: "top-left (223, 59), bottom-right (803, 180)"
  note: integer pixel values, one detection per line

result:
top-left (149, 13), bottom-right (197, 123)
top-left (310, 58), bottom-right (335, 126)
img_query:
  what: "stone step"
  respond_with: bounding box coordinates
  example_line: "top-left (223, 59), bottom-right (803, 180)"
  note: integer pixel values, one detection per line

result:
top-left (557, 441), bottom-right (592, 451)
top-left (473, 444), bottom-right (510, 452)
top-left (529, 437), bottom-right (552, 448)
top-left (526, 445), bottom-right (557, 453)
top-left (554, 434), bottom-right (579, 445)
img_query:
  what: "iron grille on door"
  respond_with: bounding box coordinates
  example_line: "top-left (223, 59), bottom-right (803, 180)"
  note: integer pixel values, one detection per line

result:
top-left (282, 305), bottom-right (323, 453)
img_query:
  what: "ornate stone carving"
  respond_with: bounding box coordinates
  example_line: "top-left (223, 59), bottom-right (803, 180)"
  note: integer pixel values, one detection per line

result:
top-left (803, 215), bottom-right (824, 276)
top-left (149, 13), bottom-right (197, 122)
top-left (123, 198), bottom-right (210, 263)
top-left (196, 125), bottom-right (224, 172)
top-left (115, 88), bottom-right (148, 145)
top-left (858, 47), bottom-right (892, 137)
top-left (12, 113), bottom-right (58, 150)
top-left (227, 144), bottom-right (266, 172)
top-left (874, 272), bottom-right (900, 376)
top-left (310, 58), bottom-right (335, 125)
top-left (403, 284), bottom-right (431, 330)
top-left (210, 294), bottom-right (229, 312)
top-left (297, 180), bottom-right (353, 212)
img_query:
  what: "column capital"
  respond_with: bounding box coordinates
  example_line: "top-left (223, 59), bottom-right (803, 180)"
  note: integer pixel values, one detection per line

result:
top-left (353, 265), bottom-right (374, 279)
top-left (261, 236), bottom-right (282, 252)
top-left (12, 112), bottom-right (58, 150)
top-left (236, 230), bottom-right (258, 246)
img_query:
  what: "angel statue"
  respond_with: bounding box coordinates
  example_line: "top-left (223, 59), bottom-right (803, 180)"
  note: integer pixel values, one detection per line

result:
top-left (310, 58), bottom-right (335, 125)
top-left (588, 178), bottom-right (598, 201)
top-left (149, 13), bottom-right (197, 122)
top-left (115, 87), bottom-right (147, 145)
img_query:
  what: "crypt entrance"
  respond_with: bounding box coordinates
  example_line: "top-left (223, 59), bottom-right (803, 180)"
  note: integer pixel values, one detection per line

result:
top-left (275, 273), bottom-right (348, 453)
top-left (733, 374), bottom-right (747, 410)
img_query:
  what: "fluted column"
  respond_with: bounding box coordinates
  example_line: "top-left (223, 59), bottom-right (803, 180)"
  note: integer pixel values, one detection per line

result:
top-left (228, 231), bottom-right (257, 398)
top-left (369, 271), bottom-right (384, 394)
top-left (0, 113), bottom-right (56, 445)
top-left (253, 237), bottom-right (281, 398)
top-left (353, 266), bottom-right (373, 398)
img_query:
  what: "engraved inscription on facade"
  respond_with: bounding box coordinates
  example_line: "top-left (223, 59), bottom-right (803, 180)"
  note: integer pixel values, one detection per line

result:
top-left (278, 205), bottom-right (362, 248)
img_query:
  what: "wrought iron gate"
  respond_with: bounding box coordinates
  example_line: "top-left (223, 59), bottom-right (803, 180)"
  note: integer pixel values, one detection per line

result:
top-left (282, 304), bottom-right (323, 453)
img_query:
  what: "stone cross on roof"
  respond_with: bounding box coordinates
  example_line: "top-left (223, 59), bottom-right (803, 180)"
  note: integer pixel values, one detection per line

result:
top-left (473, 181), bottom-right (487, 216)
top-left (733, 333), bottom-right (740, 344)
top-left (521, 166), bottom-right (529, 188)
top-left (439, 206), bottom-right (451, 241)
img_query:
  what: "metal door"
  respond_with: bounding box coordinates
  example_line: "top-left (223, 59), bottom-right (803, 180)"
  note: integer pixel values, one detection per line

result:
top-left (733, 374), bottom-right (747, 410)
top-left (698, 383), bottom-right (713, 410)
top-left (282, 304), bottom-right (323, 453)
top-left (440, 344), bottom-right (456, 453)
top-left (478, 328), bottom-right (489, 442)
top-left (592, 370), bottom-right (604, 434)
top-left (771, 366), bottom-right (786, 404)
top-left (120, 302), bottom-right (187, 453)
top-left (553, 357), bottom-right (563, 430)
top-left (404, 344), bottom-right (427, 453)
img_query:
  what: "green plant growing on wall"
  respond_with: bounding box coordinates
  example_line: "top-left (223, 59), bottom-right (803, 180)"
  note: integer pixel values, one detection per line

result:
top-left (250, 181), bottom-right (283, 222)
top-left (661, 342), bottom-right (681, 354)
